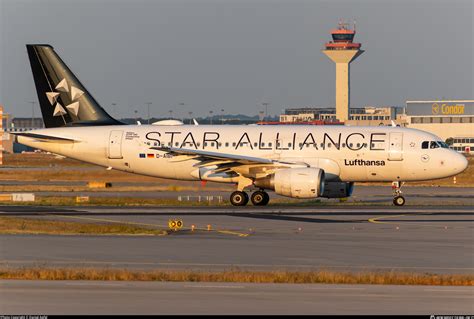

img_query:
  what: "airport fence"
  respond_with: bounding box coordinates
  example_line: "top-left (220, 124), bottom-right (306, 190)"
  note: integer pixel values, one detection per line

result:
top-left (177, 195), bottom-right (223, 203)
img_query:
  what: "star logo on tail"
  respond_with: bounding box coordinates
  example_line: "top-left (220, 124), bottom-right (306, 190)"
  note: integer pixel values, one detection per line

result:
top-left (46, 78), bottom-right (84, 117)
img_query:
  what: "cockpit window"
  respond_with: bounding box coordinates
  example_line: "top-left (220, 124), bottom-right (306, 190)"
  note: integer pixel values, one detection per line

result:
top-left (422, 140), bottom-right (449, 149)
top-left (438, 141), bottom-right (449, 148)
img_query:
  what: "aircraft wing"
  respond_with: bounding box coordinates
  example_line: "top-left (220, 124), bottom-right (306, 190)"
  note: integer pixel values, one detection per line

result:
top-left (149, 146), bottom-right (299, 165)
top-left (149, 146), bottom-right (308, 179)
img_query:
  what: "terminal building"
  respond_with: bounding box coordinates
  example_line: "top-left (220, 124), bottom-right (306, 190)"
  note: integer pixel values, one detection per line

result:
top-left (1, 115), bottom-right (44, 153)
top-left (280, 101), bottom-right (473, 153)
top-left (8, 117), bottom-right (44, 130)
top-left (280, 106), bottom-right (404, 126)
top-left (403, 100), bottom-right (474, 143)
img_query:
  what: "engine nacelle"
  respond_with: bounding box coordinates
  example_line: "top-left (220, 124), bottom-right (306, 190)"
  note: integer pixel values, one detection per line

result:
top-left (322, 182), bottom-right (354, 198)
top-left (254, 168), bottom-right (325, 199)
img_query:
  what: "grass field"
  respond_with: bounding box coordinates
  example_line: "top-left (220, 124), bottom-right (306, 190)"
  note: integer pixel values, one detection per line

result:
top-left (0, 216), bottom-right (167, 236)
top-left (0, 267), bottom-right (472, 286)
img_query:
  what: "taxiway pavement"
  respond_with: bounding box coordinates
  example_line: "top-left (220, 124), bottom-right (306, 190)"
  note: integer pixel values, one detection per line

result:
top-left (1, 205), bottom-right (473, 273)
top-left (1, 280), bottom-right (472, 314)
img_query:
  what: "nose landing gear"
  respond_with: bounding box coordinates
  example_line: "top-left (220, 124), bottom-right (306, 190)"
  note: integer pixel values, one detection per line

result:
top-left (392, 181), bottom-right (406, 206)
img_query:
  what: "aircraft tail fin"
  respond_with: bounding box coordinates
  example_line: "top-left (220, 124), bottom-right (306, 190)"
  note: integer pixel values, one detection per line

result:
top-left (26, 44), bottom-right (123, 128)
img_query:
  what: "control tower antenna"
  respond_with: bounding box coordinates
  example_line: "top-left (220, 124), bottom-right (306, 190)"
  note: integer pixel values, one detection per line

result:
top-left (322, 20), bottom-right (364, 122)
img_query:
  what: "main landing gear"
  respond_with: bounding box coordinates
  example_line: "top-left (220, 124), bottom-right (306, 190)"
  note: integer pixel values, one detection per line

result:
top-left (230, 191), bottom-right (249, 206)
top-left (250, 190), bottom-right (270, 206)
top-left (392, 181), bottom-right (406, 206)
top-left (230, 190), bottom-right (270, 206)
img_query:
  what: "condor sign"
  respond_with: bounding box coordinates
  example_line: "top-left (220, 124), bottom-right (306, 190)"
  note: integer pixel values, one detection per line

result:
top-left (431, 103), bottom-right (464, 115)
top-left (406, 100), bottom-right (474, 116)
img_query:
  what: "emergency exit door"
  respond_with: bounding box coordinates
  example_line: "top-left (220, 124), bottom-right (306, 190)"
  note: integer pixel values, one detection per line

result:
top-left (108, 130), bottom-right (123, 159)
top-left (388, 132), bottom-right (403, 161)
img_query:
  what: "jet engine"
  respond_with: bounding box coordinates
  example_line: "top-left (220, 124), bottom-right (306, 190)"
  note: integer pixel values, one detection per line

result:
top-left (254, 168), bottom-right (325, 198)
top-left (321, 182), bottom-right (354, 198)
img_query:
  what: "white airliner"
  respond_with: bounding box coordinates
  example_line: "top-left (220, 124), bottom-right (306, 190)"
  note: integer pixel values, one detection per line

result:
top-left (14, 45), bottom-right (468, 206)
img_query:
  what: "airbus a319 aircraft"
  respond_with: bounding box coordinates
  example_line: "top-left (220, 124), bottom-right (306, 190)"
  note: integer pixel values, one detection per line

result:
top-left (14, 45), bottom-right (468, 206)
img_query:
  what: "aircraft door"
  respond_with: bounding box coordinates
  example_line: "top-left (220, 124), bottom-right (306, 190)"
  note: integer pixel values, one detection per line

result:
top-left (108, 130), bottom-right (123, 159)
top-left (388, 132), bottom-right (403, 161)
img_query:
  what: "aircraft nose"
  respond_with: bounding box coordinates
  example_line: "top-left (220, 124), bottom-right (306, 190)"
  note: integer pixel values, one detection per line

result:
top-left (453, 152), bottom-right (468, 175)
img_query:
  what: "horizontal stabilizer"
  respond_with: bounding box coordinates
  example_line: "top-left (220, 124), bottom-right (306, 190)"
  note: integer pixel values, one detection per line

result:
top-left (11, 132), bottom-right (80, 143)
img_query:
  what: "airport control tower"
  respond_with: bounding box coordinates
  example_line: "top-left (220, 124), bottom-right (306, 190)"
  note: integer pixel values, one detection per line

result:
top-left (323, 21), bottom-right (364, 122)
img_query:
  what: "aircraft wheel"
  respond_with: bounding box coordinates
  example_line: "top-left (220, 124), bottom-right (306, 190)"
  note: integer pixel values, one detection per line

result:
top-left (393, 196), bottom-right (406, 206)
top-left (251, 191), bottom-right (270, 206)
top-left (230, 191), bottom-right (249, 206)
top-left (262, 192), bottom-right (270, 205)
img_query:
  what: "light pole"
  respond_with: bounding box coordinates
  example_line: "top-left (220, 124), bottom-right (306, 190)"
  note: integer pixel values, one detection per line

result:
top-left (262, 102), bottom-right (269, 121)
top-left (209, 110), bottom-right (214, 125)
top-left (220, 108), bottom-right (225, 124)
top-left (134, 109), bottom-right (138, 122)
top-left (169, 109), bottom-right (173, 119)
top-left (145, 102), bottom-right (152, 124)
top-left (188, 111), bottom-right (193, 124)
top-left (29, 101), bottom-right (36, 127)
top-left (178, 103), bottom-right (185, 121)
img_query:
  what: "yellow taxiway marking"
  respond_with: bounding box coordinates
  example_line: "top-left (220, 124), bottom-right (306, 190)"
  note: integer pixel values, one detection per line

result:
top-left (368, 213), bottom-right (456, 227)
top-left (50, 214), bottom-right (249, 238)
top-left (180, 225), bottom-right (249, 237)
top-left (368, 214), bottom-right (407, 224)
top-left (215, 229), bottom-right (249, 237)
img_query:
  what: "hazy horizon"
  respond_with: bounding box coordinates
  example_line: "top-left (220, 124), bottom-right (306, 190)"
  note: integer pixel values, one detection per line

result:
top-left (1, 0), bottom-right (472, 120)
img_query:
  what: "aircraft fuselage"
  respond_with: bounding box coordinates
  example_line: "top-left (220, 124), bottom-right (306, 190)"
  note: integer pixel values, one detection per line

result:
top-left (16, 124), bottom-right (468, 183)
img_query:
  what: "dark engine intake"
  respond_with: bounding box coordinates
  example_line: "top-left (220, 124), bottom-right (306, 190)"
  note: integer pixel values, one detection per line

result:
top-left (321, 182), bottom-right (354, 198)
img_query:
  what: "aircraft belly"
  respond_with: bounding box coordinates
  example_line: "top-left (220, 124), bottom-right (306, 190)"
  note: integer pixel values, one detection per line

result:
top-left (125, 156), bottom-right (198, 181)
top-left (367, 161), bottom-right (403, 181)
top-left (72, 144), bottom-right (109, 167)
top-left (339, 166), bottom-right (367, 181)
top-left (17, 136), bottom-right (74, 156)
